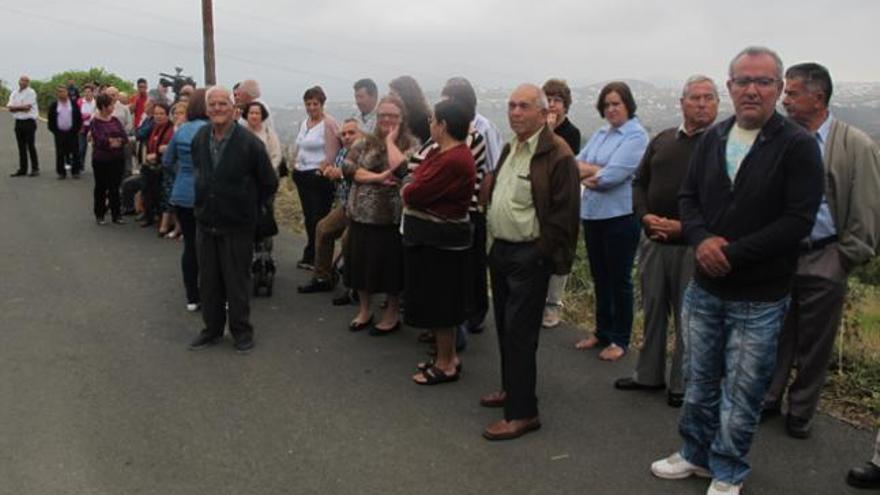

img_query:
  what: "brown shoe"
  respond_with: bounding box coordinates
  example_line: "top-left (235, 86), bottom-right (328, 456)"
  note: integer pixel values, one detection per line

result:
top-left (482, 417), bottom-right (541, 441)
top-left (479, 390), bottom-right (506, 408)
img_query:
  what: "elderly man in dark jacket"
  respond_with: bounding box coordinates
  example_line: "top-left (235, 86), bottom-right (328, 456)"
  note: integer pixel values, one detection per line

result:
top-left (187, 86), bottom-right (278, 353)
top-left (479, 83), bottom-right (580, 441)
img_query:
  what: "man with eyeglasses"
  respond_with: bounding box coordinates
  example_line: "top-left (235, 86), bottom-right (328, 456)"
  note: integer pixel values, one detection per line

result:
top-left (613, 75), bottom-right (718, 408)
top-left (763, 63), bottom-right (880, 440)
top-left (650, 47), bottom-right (824, 495)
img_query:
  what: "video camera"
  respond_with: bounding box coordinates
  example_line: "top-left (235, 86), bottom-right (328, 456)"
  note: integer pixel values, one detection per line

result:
top-left (158, 67), bottom-right (197, 100)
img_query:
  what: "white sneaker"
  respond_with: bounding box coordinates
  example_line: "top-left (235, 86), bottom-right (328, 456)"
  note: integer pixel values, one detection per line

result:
top-left (651, 452), bottom-right (712, 480)
top-left (707, 479), bottom-right (741, 495)
top-left (542, 305), bottom-right (562, 328)
top-left (186, 303), bottom-right (200, 312)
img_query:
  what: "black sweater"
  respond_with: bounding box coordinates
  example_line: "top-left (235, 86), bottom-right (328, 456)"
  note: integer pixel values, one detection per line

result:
top-left (679, 112), bottom-right (824, 301)
top-left (192, 123), bottom-right (279, 233)
top-left (633, 127), bottom-right (703, 244)
top-left (554, 117), bottom-right (582, 155)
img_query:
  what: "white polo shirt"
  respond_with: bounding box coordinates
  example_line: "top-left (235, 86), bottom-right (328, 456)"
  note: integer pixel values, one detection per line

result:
top-left (8, 87), bottom-right (38, 120)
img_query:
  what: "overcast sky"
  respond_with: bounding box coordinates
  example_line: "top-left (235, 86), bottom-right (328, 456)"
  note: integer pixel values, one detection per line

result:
top-left (2, 0), bottom-right (878, 105)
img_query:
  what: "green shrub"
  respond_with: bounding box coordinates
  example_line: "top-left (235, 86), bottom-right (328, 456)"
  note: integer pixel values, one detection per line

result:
top-left (30, 68), bottom-right (134, 115)
top-left (0, 79), bottom-right (10, 106)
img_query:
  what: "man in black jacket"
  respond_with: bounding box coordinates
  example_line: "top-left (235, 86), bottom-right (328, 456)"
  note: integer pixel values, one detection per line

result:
top-left (187, 86), bottom-right (278, 353)
top-left (47, 85), bottom-right (83, 179)
top-left (650, 47), bottom-right (824, 495)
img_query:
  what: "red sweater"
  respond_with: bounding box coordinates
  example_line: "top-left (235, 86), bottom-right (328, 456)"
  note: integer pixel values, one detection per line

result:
top-left (403, 143), bottom-right (475, 219)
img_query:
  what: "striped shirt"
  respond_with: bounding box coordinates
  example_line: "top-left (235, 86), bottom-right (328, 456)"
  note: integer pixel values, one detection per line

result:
top-left (407, 129), bottom-right (487, 212)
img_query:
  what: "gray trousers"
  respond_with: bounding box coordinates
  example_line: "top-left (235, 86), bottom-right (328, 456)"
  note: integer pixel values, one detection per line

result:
top-left (197, 226), bottom-right (255, 341)
top-left (765, 243), bottom-right (848, 421)
top-left (874, 430), bottom-right (880, 466)
top-left (633, 240), bottom-right (693, 394)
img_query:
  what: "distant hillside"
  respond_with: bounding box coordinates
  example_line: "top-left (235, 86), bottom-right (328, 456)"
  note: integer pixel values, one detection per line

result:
top-left (271, 81), bottom-right (880, 149)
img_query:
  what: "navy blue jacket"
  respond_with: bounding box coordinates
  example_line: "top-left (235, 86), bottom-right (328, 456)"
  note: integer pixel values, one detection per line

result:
top-left (679, 112), bottom-right (824, 301)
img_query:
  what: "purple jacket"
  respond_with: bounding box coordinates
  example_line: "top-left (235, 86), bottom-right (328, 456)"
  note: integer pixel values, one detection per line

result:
top-left (90, 117), bottom-right (129, 162)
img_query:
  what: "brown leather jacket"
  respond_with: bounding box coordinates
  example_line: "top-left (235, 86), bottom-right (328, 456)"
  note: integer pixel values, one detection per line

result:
top-left (489, 126), bottom-right (581, 275)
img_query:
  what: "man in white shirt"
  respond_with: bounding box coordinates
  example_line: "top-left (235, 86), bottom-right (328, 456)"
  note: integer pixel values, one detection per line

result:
top-left (7, 75), bottom-right (40, 177)
top-left (351, 78), bottom-right (378, 132)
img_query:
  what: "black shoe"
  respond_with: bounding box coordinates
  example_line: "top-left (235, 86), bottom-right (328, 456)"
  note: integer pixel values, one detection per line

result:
top-left (667, 392), bottom-right (684, 408)
top-left (28, 170), bottom-right (40, 177)
top-left (296, 259), bottom-right (314, 270)
top-left (349, 315), bottom-right (374, 332)
top-left (613, 377), bottom-right (666, 391)
top-left (760, 403), bottom-right (782, 422)
top-left (10, 170), bottom-right (26, 177)
top-left (112, 218), bottom-right (126, 225)
top-left (785, 415), bottom-right (812, 439)
top-left (96, 216), bottom-right (107, 226)
top-left (57, 174), bottom-right (67, 180)
top-left (847, 462), bottom-right (880, 489)
top-left (234, 336), bottom-right (255, 354)
top-left (332, 290), bottom-right (358, 306)
top-left (297, 278), bottom-right (335, 294)
top-left (188, 331), bottom-right (222, 351)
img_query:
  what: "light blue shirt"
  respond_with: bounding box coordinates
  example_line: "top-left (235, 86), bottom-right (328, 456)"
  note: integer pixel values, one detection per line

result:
top-left (808, 114), bottom-right (837, 241)
top-left (577, 117), bottom-right (649, 220)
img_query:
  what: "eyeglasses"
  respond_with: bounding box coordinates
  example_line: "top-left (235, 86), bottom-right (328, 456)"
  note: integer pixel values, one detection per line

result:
top-left (730, 77), bottom-right (778, 89)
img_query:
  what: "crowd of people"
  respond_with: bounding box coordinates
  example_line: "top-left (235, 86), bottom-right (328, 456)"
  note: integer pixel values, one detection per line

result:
top-left (6, 44), bottom-right (880, 494)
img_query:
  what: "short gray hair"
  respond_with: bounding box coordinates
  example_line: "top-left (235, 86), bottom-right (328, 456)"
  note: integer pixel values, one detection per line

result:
top-left (513, 83), bottom-right (549, 110)
top-left (682, 75), bottom-right (719, 99)
top-left (238, 79), bottom-right (261, 99)
top-left (205, 85), bottom-right (234, 104)
top-left (728, 46), bottom-right (784, 80)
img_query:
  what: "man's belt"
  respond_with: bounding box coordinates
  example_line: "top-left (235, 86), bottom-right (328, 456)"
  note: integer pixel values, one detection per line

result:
top-left (799, 235), bottom-right (838, 254)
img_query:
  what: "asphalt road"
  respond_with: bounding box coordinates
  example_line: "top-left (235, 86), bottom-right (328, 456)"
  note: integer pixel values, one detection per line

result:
top-left (0, 112), bottom-right (872, 495)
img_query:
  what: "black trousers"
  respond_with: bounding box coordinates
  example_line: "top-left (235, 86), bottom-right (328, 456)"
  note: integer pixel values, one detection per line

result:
top-left (92, 157), bottom-right (124, 220)
top-left (140, 166), bottom-right (163, 221)
top-left (197, 226), bottom-right (254, 341)
top-left (177, 207), bottom-right (200, 305)
top-left (292, 169), bottom-right (335, 263)
top-left (53, 130), bottom-right (81, 176)
top-left (14, 119), bottom-right (39, 173)
top-left (465, 211), bottom-right (489, 328)
top-left (489, 240), bottom-right (552, 420)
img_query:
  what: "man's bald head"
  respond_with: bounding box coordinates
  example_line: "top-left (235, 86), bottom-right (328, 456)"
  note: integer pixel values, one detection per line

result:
top-left (507, 84), bottom-right (549, 141)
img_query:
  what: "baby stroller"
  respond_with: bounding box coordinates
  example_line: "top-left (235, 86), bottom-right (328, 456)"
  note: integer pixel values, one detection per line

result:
top-left (252, 202), bottom-right (278, 297)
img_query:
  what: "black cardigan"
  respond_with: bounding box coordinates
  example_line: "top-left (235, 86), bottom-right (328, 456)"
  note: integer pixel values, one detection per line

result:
top-left (47, 99), bottom-right (83, 134)
top-left (192, 123), bottom-right (279, 233)
top-left (679, 112), bottom-right (824, 301)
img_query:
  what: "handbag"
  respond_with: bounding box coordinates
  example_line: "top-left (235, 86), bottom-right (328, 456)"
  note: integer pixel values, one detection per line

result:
top-left (402, 207), bottom-right (472, 250)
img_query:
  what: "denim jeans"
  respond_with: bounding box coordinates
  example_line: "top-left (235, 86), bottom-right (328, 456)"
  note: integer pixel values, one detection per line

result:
top-left (678, 282), bottom-right (789, 485)
top-left (583, 215), bottom-right (640, 347)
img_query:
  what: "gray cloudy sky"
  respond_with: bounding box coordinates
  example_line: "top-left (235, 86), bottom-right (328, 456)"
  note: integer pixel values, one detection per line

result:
top-left (2, 0), bottom-right (878, 104)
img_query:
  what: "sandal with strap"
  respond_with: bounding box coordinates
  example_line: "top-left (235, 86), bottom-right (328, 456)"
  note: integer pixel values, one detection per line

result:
top-left (417, 360), bottom-right (462, 373)
top-left (414, 366), bottom-right (460, 386)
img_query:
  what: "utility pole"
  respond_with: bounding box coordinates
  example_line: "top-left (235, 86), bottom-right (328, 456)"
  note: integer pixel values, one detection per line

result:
top-left (201, 0), bottom-right (217, 86)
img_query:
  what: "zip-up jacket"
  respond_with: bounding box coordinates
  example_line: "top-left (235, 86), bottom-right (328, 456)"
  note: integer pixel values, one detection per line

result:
top-left (679, 112), bottom-right (824, 301)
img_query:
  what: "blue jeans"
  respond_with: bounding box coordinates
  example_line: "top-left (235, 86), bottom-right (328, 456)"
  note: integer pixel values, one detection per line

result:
top-left (678, 282), bottom-right (789, 485)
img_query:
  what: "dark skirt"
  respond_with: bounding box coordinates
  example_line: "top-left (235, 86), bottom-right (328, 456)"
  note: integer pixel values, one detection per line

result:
top-left (403, 244), bottom-right (468, 329)
top-left (344, 221), bottom-right (403, 294)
